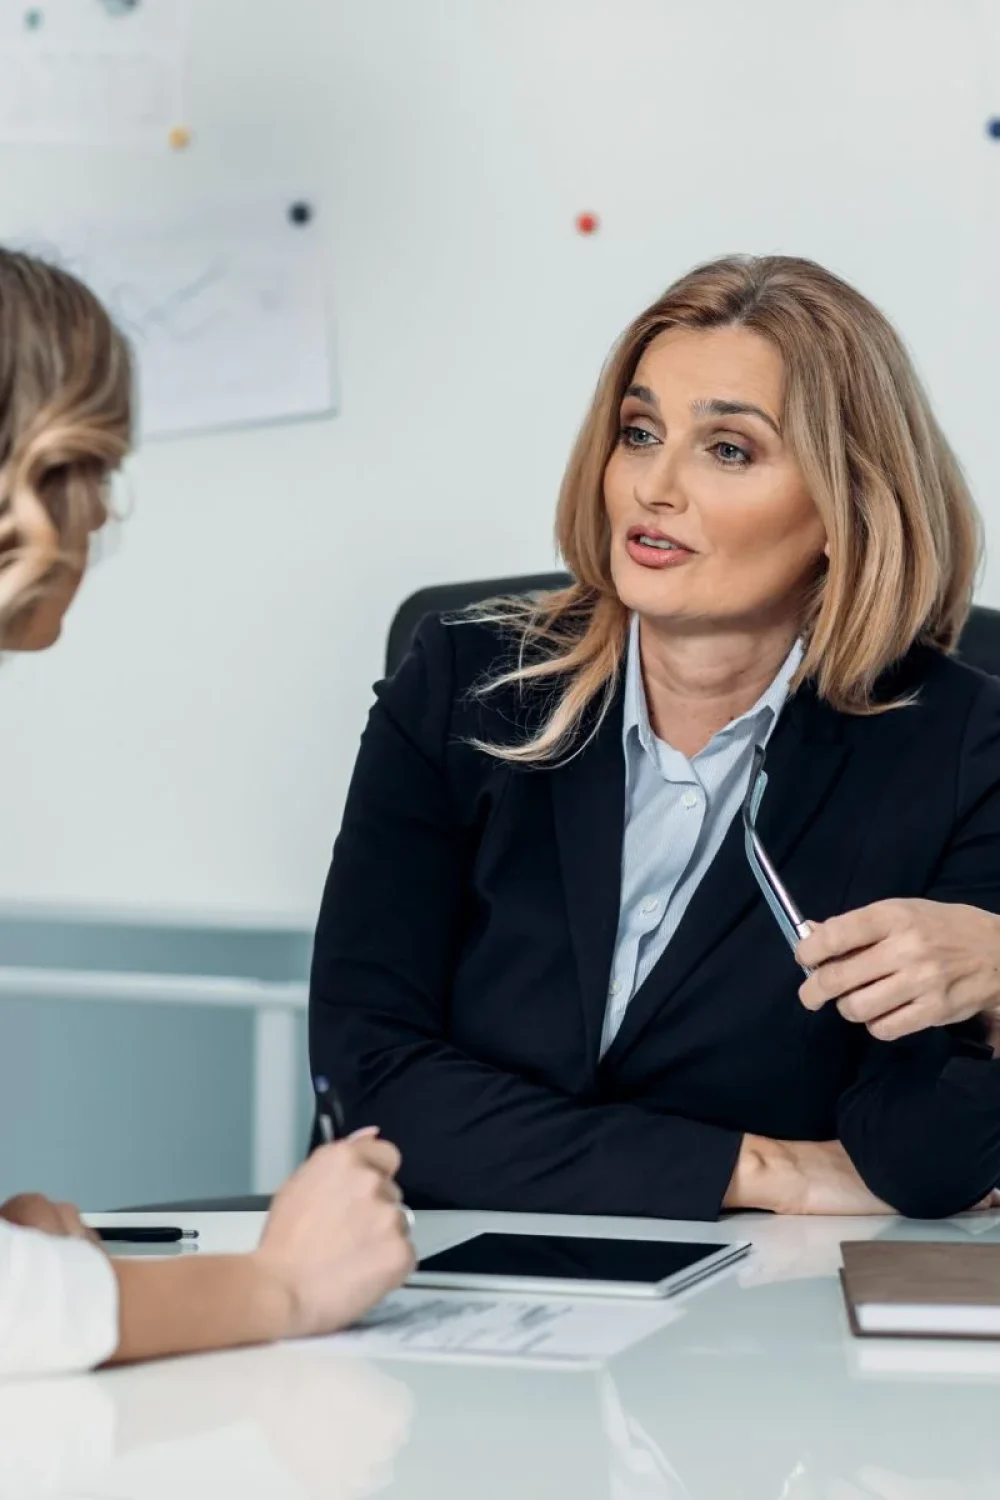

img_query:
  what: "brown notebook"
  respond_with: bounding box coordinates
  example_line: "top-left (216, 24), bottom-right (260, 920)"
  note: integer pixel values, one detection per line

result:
top-left (840, 1240), bottom-right (1000, 1340)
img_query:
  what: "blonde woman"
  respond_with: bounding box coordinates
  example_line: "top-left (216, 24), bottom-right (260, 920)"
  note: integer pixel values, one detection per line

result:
top-left (0, 249), bottom-right (413, 1377)
top-left (312, 254), bottom-right (1000, 1222)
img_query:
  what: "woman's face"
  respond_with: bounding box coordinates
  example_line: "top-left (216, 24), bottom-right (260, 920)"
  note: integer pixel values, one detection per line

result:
top-left (604, 324), bottom-right (827, 633)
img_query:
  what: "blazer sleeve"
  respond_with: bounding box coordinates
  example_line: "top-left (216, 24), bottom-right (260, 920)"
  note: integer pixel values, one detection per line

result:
top-left (837, 675), bottom-right (1000, 1218)
top-left (309, 615), bottom-right (742, 1220)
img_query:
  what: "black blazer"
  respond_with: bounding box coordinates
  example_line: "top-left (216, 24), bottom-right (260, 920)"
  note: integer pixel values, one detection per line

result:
top-left (310, 615), bottom-right (1000, 1220)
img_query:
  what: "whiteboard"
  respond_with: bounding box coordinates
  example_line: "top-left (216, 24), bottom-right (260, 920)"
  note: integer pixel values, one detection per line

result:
top-left (0, 0), bottom-right (997, 924)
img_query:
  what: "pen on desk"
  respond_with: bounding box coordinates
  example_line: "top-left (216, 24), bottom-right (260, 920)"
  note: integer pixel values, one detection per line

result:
top-left (97, 1227), bottom-right (198, 1244)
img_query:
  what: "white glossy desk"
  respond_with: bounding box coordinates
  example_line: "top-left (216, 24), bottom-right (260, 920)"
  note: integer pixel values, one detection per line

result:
top-left (6, 1208), bottom-right (1000, 1500)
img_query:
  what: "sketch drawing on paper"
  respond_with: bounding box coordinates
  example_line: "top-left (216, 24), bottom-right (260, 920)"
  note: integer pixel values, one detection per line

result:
top-left (75, 230), bottom-right (337, 439)
top-left (21, 224), bottom-right (336, 440)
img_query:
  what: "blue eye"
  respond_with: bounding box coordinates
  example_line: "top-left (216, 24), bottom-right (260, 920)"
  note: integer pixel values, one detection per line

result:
top-left (620, 424), bottom-right (658, 449)
top-left (712, 441), bottom-right (750, 467)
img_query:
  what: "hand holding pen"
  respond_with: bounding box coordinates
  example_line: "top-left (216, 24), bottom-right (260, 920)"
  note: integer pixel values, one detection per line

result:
top-left (313, 1076), bottom-right (416, 1233)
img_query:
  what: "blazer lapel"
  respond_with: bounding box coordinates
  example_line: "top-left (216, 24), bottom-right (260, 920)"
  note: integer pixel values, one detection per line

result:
top-left (603, 685), bottom-right (851, 1067)
top-left (550, 682), bottom-right (627, 1065)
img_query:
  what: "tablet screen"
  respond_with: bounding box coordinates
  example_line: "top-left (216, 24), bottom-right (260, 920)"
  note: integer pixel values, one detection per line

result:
top-left (417, 1233), bottom-right (730, 1285)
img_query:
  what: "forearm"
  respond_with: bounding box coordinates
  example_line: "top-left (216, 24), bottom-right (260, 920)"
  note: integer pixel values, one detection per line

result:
top-left (838, 1042), bottom-right (1000, 1218)
top-left (315, 1013), bottom-right (741, 1220)
top-left (108, 1253), bottom-right (291, 1365)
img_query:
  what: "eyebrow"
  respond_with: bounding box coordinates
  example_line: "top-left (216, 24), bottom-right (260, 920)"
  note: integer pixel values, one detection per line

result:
top-left (623, 386), bottom-right (782, 437)
top-left (624, 383), bottom-right (658, 406)
top-left (692, 397), bottom-right (781, 436)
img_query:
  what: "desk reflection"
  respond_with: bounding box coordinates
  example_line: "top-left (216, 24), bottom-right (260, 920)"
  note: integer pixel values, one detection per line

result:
top-left (611, 1227), bottom-right (1000, 1500)
top-left (0, 1344), bottom-right (412, 1500)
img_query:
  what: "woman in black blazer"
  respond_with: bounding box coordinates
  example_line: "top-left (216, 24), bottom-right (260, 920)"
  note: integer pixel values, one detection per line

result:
top-left (311, 254), bottom-right (1000, 1221)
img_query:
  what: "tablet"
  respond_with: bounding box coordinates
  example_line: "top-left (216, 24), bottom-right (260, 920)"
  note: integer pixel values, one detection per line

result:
top-left (408, 1232), bottom-right (751, 1299)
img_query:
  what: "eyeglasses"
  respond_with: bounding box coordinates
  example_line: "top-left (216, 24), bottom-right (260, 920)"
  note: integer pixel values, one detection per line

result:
top-left (742, 743), bottom-right (812, 973)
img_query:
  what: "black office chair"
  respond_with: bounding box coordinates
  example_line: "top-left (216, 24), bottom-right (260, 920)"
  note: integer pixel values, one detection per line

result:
top-left (127, 587), bottom-right (1000, 1212)
top-left (955, 604), bottom-right (1000, 677)
top-left (385, 570), bottom-right (571, 676)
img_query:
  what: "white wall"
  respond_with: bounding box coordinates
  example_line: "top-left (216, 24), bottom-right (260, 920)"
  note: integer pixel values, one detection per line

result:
top-left (0, 0), bottom-right (998, 923)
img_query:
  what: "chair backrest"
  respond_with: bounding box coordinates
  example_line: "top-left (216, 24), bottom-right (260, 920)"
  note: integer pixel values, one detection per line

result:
top-left (956, 604), bottom-right (1000, 678)
top-left (385, 571), bottom-right (570, 675)
top-left (386, 578), bottom-right (1000, 682)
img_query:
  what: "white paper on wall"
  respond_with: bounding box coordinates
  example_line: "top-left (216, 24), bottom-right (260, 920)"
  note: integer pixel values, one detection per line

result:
top-left (26, 221), bottom-right (337, 439)
top-left (0, 0), bottom-right (189, 147)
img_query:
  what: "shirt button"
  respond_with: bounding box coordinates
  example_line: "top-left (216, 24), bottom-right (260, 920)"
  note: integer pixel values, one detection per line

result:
top-left (681, 790), bottom-right (700, 809)
top-left (641, 897), bottom-right (659, 914)
top-left (609, 979), bottom-right (622, 997)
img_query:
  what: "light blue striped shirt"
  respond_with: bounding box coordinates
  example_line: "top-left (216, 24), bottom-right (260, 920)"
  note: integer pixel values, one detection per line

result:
top-left (601, 617), bottom-right (803, 1057)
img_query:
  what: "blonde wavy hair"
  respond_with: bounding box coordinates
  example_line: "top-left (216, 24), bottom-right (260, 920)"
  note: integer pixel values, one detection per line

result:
top-left (474, 254), bottom-right (980, 764)
top-left (0, 249), bottom-right (132, 649)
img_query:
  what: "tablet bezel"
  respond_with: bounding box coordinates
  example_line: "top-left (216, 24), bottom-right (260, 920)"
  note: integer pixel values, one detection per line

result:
top-left (408, 1233), bottom-right (751, 1299)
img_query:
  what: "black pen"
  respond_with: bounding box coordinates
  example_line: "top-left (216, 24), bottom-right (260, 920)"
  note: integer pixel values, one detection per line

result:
top-left (313, 1074), bottom-right (347, 1143)
top-left (314, 1074), bottom-right (416, 1233)
top-left (97, 1227), bottom-right (198, 1244)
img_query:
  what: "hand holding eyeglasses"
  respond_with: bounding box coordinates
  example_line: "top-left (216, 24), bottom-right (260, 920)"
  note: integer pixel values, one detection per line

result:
top-left (796, 898), bottom-right (1000, 1042)
top-left (742, 749), bottom-right (1000, 1042)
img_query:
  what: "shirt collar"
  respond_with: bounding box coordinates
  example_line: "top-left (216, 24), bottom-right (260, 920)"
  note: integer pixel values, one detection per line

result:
top-left (622, 613), bottom-right (804, 762)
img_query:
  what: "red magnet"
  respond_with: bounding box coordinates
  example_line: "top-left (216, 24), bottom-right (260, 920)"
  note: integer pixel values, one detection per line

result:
top-left (575, 212), bottom-right (600, 235)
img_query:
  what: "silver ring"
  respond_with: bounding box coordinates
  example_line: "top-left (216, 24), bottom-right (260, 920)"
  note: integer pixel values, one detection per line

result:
top-left (401, 1204), bottom-right (416, 1233)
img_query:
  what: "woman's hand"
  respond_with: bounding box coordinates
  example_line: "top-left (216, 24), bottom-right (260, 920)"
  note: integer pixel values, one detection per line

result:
top-left (0, 1192), bottom-right (97, 1241)
top-left (724, 1135), bottom-right (1000, 1216)
top-left (724, 1136), bottom-right (894, 1215)
top-left (253, 1134), bottom-right (415, 1340)
top-left (796, 899), bottom-right (1000, 1042)
top-left (110, 1133), bottom-right (415, 1365)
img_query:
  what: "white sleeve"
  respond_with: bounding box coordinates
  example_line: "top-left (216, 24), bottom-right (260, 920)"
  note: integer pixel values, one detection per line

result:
top-left (0, 1220), bottom-right (119, 1377)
